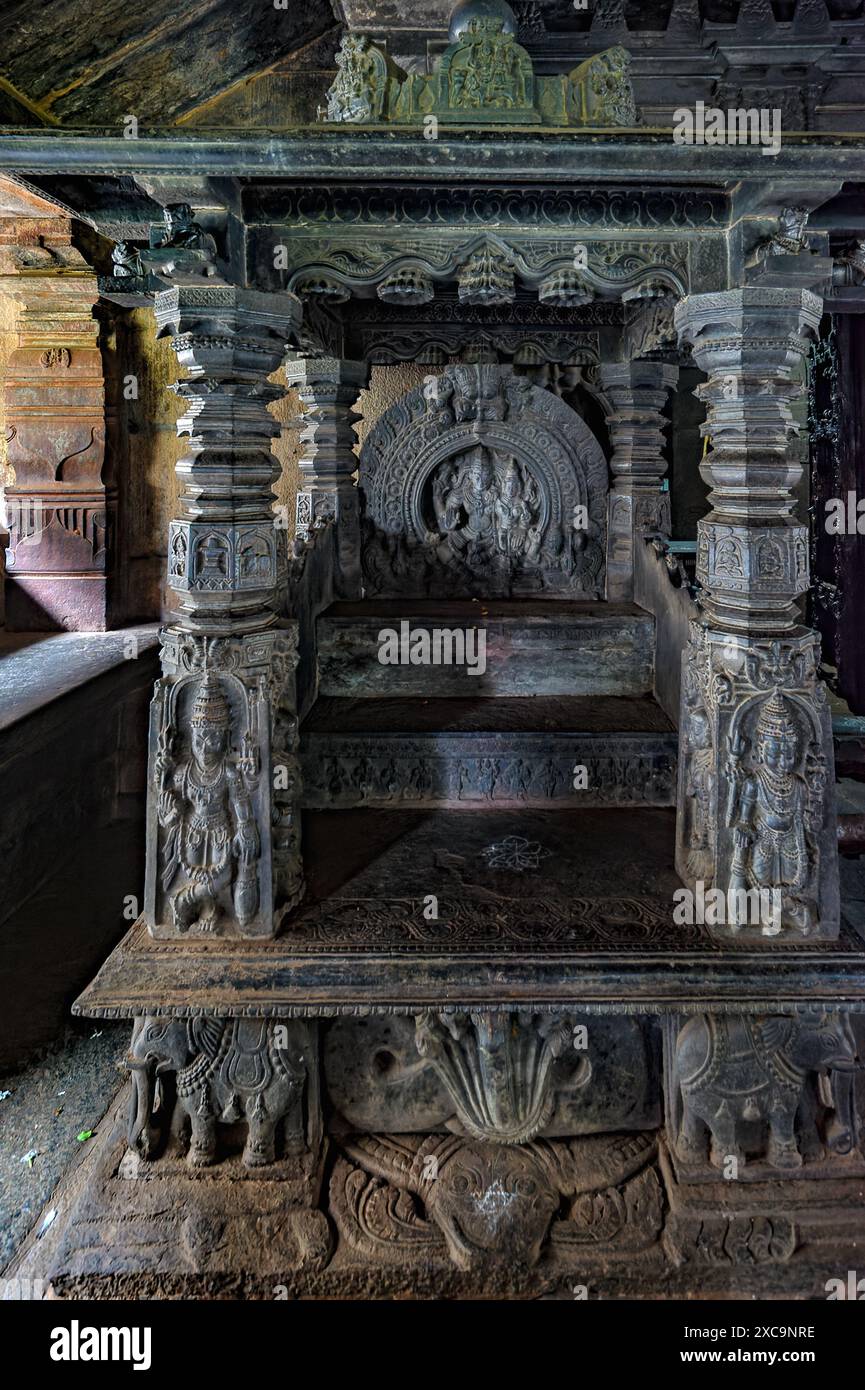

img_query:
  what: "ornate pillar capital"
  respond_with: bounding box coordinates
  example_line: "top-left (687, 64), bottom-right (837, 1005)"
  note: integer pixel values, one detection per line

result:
top-left (675, 287), bottom-right (822, 636)
top-left (599, 359), bottom-right (678, 599)
top-left (283, 354), bottom-right (368, 598)
top-left (156, 282), bottom-right (301, 635)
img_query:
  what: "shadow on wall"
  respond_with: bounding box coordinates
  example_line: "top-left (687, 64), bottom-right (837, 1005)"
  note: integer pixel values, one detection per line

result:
top-left (0, 639), bottom-right (159, 1069)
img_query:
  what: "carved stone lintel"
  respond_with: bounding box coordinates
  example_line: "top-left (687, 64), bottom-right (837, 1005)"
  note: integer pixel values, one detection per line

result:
top-left (600, 360), bottom-right (678, 600)
top-left (283, 355), bottom-right (367, 599)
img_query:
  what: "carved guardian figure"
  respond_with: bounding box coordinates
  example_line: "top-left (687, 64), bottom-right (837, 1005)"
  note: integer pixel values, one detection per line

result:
top-left (156, 673), bottom-right (260, 932)
top-left (726, 690), bottom-right (814, 932)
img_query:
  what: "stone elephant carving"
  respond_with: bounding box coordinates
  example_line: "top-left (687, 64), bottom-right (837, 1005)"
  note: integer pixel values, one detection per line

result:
top-left (126, 1015), bottom-right (317, 1168)
top-left (674, 1012), bottom-right (858, 1171)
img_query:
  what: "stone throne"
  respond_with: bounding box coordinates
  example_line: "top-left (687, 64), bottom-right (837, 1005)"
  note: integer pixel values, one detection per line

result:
top-left (54, 0), bottom-right (865, 1301)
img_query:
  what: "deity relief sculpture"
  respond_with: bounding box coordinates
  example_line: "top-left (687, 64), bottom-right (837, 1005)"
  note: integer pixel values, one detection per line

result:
top-left (359, 365), bottom-right (607, 599)
top-left (438, 14), bottom-right (536, 120)
top-left (567, 45), bottom-right (638, 126)
top-left (326, 34), bottom-right (398, 123)
top-left (155, 672), bottom-right (260, 933)
top-left (676, 623), bottom-right (838, 940)
top-left (726, 690), bottom-right (818, 934)
top-left (322, 3), bottom-right (637, 130)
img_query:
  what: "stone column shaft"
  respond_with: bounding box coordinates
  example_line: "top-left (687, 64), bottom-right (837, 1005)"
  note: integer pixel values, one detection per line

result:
top-left (143, 278), bottom-right (304, 939)
top-left (600, 360), bottom-right (678, 600)
top-left (284, 355), bottom-right (367, 599)
top-left (674, 287), bottom-right (839, 941)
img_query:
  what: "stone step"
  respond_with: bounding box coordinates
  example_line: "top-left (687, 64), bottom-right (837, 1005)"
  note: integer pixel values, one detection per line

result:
top-left (300, 694), bottom-right (676, 808)
top-left (316, 599), bottom-right (655, 698)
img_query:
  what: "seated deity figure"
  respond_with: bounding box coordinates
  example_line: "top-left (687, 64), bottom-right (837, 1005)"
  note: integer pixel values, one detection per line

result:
top-left (157, 673), bottom-right (260, 932)
top-left (727, 690), bottom-right (813, 932)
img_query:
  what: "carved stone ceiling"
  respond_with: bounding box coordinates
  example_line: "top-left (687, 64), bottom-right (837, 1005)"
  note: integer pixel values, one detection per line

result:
top-left (0, 0), bottom-right (341, 126)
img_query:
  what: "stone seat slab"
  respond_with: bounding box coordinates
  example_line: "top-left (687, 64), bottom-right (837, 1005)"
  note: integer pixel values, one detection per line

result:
top-left (316, 599), bottom-right (655, 697)
top-left (73, 809), bottom-right (865, 1019)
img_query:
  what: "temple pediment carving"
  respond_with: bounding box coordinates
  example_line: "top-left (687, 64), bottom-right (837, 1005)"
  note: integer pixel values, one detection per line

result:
top-left (323, 28), bottom-right (638, 129)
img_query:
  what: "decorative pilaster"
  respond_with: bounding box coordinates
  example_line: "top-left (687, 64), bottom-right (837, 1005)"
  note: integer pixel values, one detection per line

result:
top-left (674, 288), bottom-right (839, 940)
top-left (601, 360), bottom-right (678, 600)
top-left (144, 279), bottom-right (304, 938)
top-left (0, 228), bottom-right (112, 630)
top-left (283, 355), bottom-right (367, 599)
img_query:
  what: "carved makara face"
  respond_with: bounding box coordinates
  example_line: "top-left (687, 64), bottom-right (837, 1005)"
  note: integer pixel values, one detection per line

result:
top-left (431, 1146), bottom-right (558, 1267)
top-left (192, 725), bottom-right (227, 773)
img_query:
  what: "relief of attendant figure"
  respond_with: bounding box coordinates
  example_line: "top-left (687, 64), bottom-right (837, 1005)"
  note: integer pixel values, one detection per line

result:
top-left (726, 690), bottom-right (813, 932)
top-left (157, 673), bottom-right (260, 932)
top-left (493, 460), bottom-right (534, 557)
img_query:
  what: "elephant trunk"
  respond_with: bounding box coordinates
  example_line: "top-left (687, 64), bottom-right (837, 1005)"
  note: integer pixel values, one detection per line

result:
top-left (126, 1056), bottom-right (160, 1159)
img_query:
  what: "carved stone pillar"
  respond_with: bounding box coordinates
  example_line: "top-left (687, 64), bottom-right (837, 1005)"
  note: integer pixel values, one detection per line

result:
top-left (600, 360), bottom-right (678, 600)
top-left (283, 355), bottom-right (367, 599)
top-left (0, 237), bottom-right (113, 629)
top-left (674, 288), bottom-right (839, 940)
top-left (143, 280), bottom-right (305, 938)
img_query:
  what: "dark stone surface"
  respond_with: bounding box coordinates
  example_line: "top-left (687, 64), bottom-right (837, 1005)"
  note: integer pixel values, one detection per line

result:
top-left (71, 808), bottom-right (865, 1017)
top-left (304, 693), bottom-right (674, 732)
top-left (317, 599), bottom-right (655, 696)
top-left (301, 696), bottom-right (677, 807)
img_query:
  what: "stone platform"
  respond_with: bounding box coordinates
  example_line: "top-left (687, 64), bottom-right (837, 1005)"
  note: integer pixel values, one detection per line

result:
top-left (316, 600), bottom-right (655, 697)
top-left (301, 695), bottom-right (677, 808)
top-left (14, 1097), bottom-right (865, 1301)
top-left (74, 809), bottom-right (865, 1017)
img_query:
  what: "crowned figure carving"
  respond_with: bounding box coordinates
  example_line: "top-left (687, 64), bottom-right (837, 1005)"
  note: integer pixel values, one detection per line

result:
top-left (726, 690), bottom-right (817, 933)
top-left (156, 672), bottom-right (260, 933)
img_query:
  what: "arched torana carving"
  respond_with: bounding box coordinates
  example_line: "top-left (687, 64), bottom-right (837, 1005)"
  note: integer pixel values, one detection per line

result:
top-left (359, 365), bottom-right (608, 599)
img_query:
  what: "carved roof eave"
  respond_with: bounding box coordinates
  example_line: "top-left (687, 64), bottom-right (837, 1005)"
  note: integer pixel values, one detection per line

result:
top-left (286, 239), bottom-right (688, 302)
top-left (1, 132), bottom-right (864, 193)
